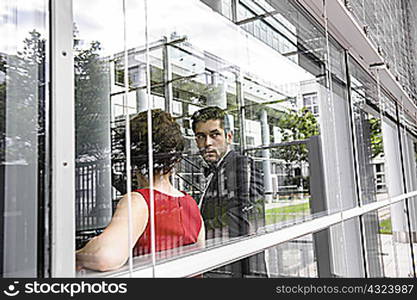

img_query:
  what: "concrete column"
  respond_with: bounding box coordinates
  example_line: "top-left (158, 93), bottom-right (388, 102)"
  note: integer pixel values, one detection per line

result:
top-left (317, 86), bottom-right (364, 277)
top-left (236, 71), bottom-right (247, 151)
top-left (136, 63), bottom-right (148, 112)
top-left (382, 120), bottom-right (409, 242)
top-left (162, 39), bottom-right (173, 114)
top-left (400, 131), bottom-right (417, 241)
top-left (261, 110), bottom-right (273, 203)
top-left (207, 73), bottom-right (227, 109)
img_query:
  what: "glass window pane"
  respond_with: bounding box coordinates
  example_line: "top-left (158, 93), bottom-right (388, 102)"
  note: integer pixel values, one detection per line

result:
top-left (0, 0), bottom-right (49, 277)
top-left (363, 206), bottom-right (414, 277)
top-left (71, 0), bottom-right (417, 279)
top-left (266, 234), bottom-right (318, 278)
top-left (349, 56), bottom-right (386, 204)
top-left (74, 0), bottom-right (132, 275)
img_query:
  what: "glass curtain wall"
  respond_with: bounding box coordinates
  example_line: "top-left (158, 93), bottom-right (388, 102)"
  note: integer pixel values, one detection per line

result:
top-left (348, 52), bottom-right (416, 277)
top-left (0, 0), bottom-right (49, 277)
top-left (73, 0), bottom-right (124, 253)
top-left (3, 0), bottom-right (417, 279)
top-left (348, 56), bottom-right (385, 277)
top-left (72, 0), bottom-right (417, 278)
top-left (266, 233), bottom-right (317, 277)
top-left (362, 207), bottom-right (413, 277)
top-left (76, 0), bottom-right (354, 277)
top-left (321, 0), bottom-right (363, 277)
top-left (346, 0), bottom-right (417, 102)
top-left (379, 89), bottom-right (415, 278)
top-left (398, 99), bottom-right (417, 277)
top-left (73, 0), bottom-right (355, 278)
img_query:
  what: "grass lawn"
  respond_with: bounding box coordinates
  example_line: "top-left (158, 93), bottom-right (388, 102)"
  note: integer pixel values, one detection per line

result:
top-left (379, 218), bottom-right (392, 234)
top-left (265, 202), bottom-right (310, 225)
top-left (264, 202), bottom-right (393, 235)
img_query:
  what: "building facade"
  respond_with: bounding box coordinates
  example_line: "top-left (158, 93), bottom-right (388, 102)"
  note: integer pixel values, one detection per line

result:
top-left (1, 0), bottom-right (417, 277)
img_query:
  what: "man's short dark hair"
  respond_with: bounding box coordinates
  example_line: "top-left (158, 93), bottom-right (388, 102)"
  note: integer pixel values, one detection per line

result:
top-left (191, 106), bottom-right (230, 132)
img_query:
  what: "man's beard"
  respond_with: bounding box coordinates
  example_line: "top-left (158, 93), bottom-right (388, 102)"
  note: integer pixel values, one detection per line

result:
top-left (200, 148), bottom-right (219, 165)
top-left (199, 146), bottom-right (228, 165)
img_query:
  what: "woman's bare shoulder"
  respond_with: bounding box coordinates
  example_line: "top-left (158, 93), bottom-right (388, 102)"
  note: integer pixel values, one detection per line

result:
top-left (116, 191), bottom-right (148, 211)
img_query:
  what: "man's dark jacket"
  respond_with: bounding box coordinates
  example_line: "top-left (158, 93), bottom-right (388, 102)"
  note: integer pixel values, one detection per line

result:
top-left (200, 150), bottom-right (267, 277)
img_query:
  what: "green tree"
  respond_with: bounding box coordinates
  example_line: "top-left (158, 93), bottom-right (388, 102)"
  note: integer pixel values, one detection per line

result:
top-left (74, 39), bottom-right (111, 161)
top-left (369, 117), bottom-right (383, 158)
top-left (73, 29), bottom-right (113, 231)
top-left (0, 30), bottom-right (46, 164)
top-left (275, 107), bottom-right (319, 162)
top-left (1, 29), bottom-right (110, 163)
top-left (273, 107), bottom-right (319, 189)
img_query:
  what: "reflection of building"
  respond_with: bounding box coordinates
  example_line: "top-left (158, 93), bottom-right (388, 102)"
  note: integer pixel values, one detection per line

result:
top-left (302, 92), bottom-right (319, 117)
top-left (1, 0), bottom-right (417, 279)
top-left (373, 154), bottom-right (387, 194)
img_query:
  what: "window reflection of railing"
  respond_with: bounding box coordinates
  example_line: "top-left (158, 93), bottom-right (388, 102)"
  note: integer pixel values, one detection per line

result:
top-left (75, 159), bottom-right (112, 249)
top-left (74, 149), bottom-right (206, 250)
top-left (243, 138), bottom-right (319, 227)
top-left (110, 152), bottom-right (206, 203)
top-left (175, 154), bottom-right (205, 199)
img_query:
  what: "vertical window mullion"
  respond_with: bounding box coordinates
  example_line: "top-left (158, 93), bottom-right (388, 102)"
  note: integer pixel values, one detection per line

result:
top-left (50, 0), bottom-right (75, 277)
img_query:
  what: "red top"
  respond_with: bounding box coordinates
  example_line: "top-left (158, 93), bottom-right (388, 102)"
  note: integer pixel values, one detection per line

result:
top-left (133, 189), bottom-right (202, 256)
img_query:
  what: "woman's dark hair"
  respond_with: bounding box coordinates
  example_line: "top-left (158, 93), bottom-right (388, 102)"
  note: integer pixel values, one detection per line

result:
top-left (130, 109), bottom-right (185, 175)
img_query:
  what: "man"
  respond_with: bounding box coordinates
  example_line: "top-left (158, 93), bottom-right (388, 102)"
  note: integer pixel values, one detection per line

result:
top-left (191, 106), bottom-right (267, 278)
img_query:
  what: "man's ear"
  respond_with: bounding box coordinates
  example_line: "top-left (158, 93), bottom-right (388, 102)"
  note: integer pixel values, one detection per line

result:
top-left (226, 131), bottom-right (233, 144)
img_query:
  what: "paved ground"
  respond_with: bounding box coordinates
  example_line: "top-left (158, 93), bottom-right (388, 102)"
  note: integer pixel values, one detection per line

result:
top-left (265, 233), bottom-right (416, 277)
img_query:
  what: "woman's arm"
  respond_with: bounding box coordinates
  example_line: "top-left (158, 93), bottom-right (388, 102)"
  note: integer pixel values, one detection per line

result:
top-left (76, 192), bottom-right (149, 272)
top-left (197, 217), bottom-right (205, 244)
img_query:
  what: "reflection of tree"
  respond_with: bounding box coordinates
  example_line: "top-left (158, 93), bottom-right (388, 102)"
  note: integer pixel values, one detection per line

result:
top-left (0, 30), bottom-right (46, 164)
top-left (1, 28), bottom-right (110, 163)
top-left (274, 107), bottom-right (319, 188)
top-left (369, 117), bottom-right (383, 158)
top-left (74, 39), bottom-right (110, 161)
top-left (0, 54), bottom-right (6, 162)
top-left (275, 107), bottom-right (319, 162)
top-left (73, 29), bottom-right (112, 232)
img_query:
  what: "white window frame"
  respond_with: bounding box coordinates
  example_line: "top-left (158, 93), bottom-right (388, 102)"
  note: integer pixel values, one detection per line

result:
top-left (51, 0), bottom-right (75, 277)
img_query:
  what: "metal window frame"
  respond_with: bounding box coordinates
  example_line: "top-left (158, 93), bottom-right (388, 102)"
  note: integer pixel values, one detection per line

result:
top-left (50, 0), bottom-right (75, 277)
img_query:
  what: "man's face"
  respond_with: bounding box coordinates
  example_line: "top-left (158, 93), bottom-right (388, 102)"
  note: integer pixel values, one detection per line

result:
top-left (194, 119), bottom-right (233, 164)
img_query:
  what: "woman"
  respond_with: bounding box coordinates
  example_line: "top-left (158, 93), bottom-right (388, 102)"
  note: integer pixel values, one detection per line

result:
top-left (76, 109), bottom-right (204, 272)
